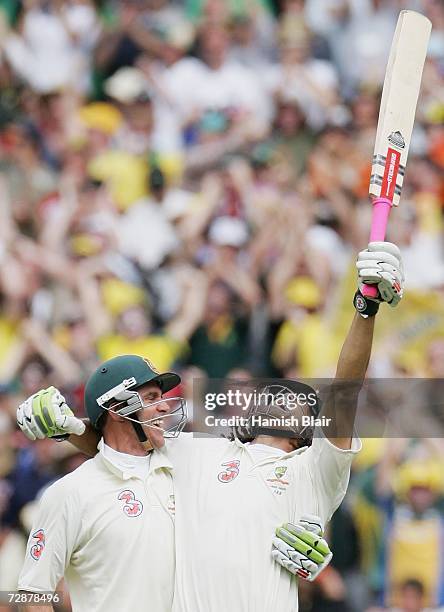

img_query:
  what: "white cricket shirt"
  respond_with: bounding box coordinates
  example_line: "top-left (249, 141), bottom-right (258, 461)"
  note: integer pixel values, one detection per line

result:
top-left (164, 432), bottom-right (360, 612)
top-left (18, 439), bottom-right (175, 612)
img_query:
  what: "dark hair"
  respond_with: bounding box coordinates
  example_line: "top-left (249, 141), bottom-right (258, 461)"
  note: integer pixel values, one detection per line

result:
top-left (401, 579), bottom-right (425, 595)
top-left (95, 411), bottom-right (108, 435)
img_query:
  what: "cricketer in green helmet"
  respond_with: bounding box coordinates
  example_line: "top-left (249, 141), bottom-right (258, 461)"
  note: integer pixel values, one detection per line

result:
top-left (16, 241), bottom-right (404, 612)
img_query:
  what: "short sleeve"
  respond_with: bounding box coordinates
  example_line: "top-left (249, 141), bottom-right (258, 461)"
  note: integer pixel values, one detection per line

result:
top-left (295, 433), bottom-right (361, 525)
top-left (17, 480), bottom-right (80, 592)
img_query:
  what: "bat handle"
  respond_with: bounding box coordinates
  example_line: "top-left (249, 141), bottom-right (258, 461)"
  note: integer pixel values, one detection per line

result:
top-left (361, 197), bottom-right (393, 298)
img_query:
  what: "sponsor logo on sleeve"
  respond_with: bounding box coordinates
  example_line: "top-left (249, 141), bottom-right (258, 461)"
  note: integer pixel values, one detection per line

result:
top-left (218, 460), bottom-right (240, 483)
top-left (118, 490), bottom-right (143, 517)
top-left (30, 529), bottom-right (45, 560)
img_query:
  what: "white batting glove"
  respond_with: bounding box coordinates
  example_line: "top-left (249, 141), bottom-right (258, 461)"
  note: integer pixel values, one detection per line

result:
top-left (272, 514), bottom-right (332, 581)
top-left (17, 386), bottom-right (86, 441)
top-left (356, 241), bottom-right (404, 307)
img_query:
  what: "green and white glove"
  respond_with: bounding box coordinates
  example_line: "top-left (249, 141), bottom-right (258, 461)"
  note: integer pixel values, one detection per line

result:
top-left (17, 386), bottom-right (85, 440)
top-left (272, 514), bottom-right (332, 581)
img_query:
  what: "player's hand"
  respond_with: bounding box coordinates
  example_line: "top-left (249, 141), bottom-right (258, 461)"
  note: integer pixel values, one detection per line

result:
top-left (17, 386), bottom-right (86, 441)
top-left (272, 514), bottom-right (332, 582)
top-left (356, 241), bottom-right (404, 307)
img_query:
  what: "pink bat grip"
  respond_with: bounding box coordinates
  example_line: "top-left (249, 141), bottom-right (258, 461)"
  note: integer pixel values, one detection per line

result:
top-left (361, 197), bottom-right (393, 298)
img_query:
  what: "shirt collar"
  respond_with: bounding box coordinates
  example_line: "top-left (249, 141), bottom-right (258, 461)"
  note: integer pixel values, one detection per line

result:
top-left (97, 438), bottom-right (173, 480)
top-left (233, 436), bottom-right (309, 466)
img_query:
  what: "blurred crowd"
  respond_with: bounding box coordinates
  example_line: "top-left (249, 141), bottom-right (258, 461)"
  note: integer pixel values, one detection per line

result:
top-left (0, 0), bottom-right (444, 610)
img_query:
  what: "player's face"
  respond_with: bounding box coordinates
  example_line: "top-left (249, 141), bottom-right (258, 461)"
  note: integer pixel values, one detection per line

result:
top-left (136, 383), bottom-right (171, 449)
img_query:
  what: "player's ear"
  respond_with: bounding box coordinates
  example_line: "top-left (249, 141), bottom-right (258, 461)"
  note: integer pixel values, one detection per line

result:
top-left (107, 402), bottom-right (126, 423)
top-left (107, 410), bottom-right (126, 423)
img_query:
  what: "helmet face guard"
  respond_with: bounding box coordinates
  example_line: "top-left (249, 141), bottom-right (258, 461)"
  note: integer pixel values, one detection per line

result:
top-left (117, 396), bottom-right (188, 439)
top-left (96, 378), bottom-right (187, 439)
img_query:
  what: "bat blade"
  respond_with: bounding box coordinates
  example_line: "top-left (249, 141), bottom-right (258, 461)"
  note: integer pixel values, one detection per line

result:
top-left (369, 10), bottom-right (431, 206)
top-left (361, 10), bottom-right (431, 299)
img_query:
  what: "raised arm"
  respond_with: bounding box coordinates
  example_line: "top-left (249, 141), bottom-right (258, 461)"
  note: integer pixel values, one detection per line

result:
top-left (322, 313), bottom-right (375, 450)
top-left (322, 242), bottom-right (404, 449)
top-left (335, 314), bottom-right (374, 381)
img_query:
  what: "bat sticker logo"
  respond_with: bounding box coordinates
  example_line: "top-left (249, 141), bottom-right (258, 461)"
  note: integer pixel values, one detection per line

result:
top-left (118, 490), bottom-right (143, 517)
top-left (388, 131), bottom-right (406, 149)
top-left (30, 529), bottom-right (45, 560)
top-left (381, 148), bottom-right (401, 200)
top-left (218, 460), bottom-right (240, 483)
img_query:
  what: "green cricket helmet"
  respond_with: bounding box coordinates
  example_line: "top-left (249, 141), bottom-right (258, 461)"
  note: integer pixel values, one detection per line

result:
top-left (84, 355), bottom-right (184, 436)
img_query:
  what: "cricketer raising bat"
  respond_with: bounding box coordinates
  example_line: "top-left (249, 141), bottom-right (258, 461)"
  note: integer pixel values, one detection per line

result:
top-left (362, 10), bottom-right (432, 298)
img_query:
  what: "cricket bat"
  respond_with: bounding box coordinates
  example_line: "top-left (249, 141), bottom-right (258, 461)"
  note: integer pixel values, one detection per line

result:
top-left (362, 10), bottom-right (432, 298)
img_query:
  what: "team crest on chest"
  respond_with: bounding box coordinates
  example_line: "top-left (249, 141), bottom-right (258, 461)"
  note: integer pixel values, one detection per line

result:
top-left (167, 494), bottom-right (175, 515)
top-left (266, 465), bottom-right (290, 495)
top-left (117, 489), bottom-right (144, 517)
top-left (218, 460), bottom-right (240, 483)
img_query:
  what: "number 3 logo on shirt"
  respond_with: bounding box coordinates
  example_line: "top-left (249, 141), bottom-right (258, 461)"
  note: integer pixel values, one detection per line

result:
top-left (218, 460), bottom-right (240, 483)
top-left (30, 529), bottom-right (45, 560)
top-left (118, 490), bottom-right (143, 517)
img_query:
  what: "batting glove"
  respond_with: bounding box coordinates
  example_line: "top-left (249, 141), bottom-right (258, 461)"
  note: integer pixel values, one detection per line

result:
top-left (356, 241), bottom-right (404, 307)
top-left (272, 514), bottom-right (332, 581)
top-left (17, 386), bottom-right (85, 441)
